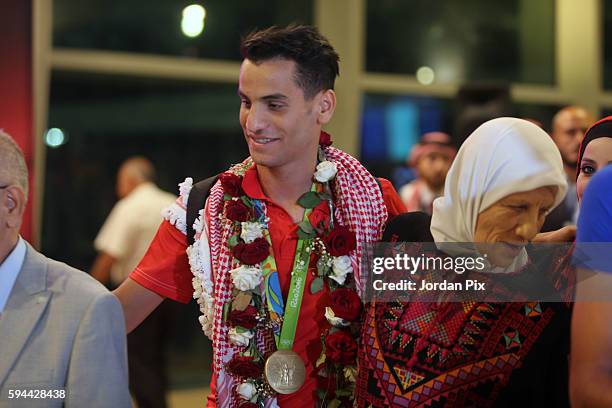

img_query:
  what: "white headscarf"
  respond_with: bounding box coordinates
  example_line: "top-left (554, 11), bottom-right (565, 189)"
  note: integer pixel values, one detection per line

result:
top-left (430, 118), bottom-right (567, 269)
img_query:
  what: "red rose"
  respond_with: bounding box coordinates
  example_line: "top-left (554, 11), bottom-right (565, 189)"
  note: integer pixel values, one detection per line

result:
top-left (319, 131), bottom-right (332, 147)
top-left (225, 200), bottom-right (252, 222)
top-left (226, 355), bottom-right (263, 378)
top-left (330, 288), bottom-right (362, 321)
top-left (232, 237), bottom-right (270, 265)
top-left (325, 330), bottom-right (357, 365)
top-left (229, 305), bottom-right (258, 330)
top-left (221, 172), bottom-right (244, 197)
top-left (326, 226), bottom-right (356, 256)
top-left (308, 201), bottom-right (331, 232)
top-left (240, 403), bottom-right (258, 408)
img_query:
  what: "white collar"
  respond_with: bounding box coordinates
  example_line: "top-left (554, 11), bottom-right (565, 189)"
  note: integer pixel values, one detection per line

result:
top-left (0, 237), bottom-right (27, 313)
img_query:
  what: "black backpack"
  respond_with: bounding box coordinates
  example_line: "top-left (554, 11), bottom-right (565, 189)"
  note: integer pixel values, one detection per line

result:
top-left (186, 175), bottom-right (219, 246)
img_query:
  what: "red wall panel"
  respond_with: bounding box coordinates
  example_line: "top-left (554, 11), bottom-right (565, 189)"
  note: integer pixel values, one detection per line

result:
top-left (0, 0), bottom-right (34, 242)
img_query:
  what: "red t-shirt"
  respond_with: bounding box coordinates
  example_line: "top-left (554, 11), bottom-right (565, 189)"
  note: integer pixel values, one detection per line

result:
top-left (131, 168), bottom-right (405, 406)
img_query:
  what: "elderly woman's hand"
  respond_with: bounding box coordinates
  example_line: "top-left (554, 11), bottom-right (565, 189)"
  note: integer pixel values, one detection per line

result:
top-left (533, 225), bottom-right (576, 243)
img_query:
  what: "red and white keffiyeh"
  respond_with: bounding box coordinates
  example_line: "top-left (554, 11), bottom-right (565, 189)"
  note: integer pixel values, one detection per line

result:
top-left (180, 146), bottom-right (387, 407)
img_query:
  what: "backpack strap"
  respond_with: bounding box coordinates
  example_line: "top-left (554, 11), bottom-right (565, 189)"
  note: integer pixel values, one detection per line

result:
top-left (186, 175), bottom-right (219, 246)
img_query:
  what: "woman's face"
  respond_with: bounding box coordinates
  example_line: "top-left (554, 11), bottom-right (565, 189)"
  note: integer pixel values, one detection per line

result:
top-left (474, 186), bottom-right (557, 267)
top-left (577, 137), bottom-right (612, 202)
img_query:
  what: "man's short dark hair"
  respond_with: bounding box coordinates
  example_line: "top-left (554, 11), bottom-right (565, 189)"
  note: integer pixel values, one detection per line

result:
top-left (240, 24), bottom-right (340, 99)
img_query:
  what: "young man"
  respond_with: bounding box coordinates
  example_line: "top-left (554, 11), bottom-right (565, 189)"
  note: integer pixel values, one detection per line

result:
top-left (114, 24), bottom-right (404, 407)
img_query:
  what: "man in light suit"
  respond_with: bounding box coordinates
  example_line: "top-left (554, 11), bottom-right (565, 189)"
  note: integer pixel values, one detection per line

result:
top-left (0, 130), bottom-right (131, 407)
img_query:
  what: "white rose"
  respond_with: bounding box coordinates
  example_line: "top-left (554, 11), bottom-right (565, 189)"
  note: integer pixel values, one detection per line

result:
top-left (237, 382), bottom-right (257, 400)
top-left (241, 221), bottom-right (264, 243)
top-left (314, 161), bottom-right (338, 183)
top-left (228, 327), bottom-right (254, 347)
top-left (231, 265), bottom-right (263, 291)
top-left (325, 307), bottom-right (349, 327)
top-left (330, 255), bottom-right (352, 285)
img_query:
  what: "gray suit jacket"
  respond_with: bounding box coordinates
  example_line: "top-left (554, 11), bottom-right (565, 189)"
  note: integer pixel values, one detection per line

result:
top-left (0, 243), bottom-right (131, 407)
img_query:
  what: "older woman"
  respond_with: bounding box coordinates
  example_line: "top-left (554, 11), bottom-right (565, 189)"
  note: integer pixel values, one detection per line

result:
top-left (356, 118), bottom-right (570, 407)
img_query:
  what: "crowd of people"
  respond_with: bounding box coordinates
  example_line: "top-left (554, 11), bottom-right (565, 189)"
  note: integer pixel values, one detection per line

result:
top-left (1, 23), bottom-right (612, 408)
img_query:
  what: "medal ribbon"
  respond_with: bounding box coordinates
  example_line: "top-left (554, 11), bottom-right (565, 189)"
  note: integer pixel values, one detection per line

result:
top-left (256, 183), bottom-right (317, 350)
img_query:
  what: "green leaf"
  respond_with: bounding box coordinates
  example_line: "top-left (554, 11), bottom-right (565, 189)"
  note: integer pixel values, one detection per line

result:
top-left (297, 221), bottom-right (316, 240)
top-left (298, 221), bottom-right (314, 234)
top-left (228, 235), bottom-right (239, 248)
top-left (297, 229), bottom-right (316, 240)
top-left (298, 191), bottom-right (322, 209)
top-left (311, 277), bottom-right (324, 294)
top-left (223, 193), bottom-right (232, 201)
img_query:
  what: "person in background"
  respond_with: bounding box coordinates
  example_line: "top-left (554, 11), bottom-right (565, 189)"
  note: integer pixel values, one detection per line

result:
top-left (91, 156), bottom-right (175, 408)
top-left (398, 131), bottom-right (456, 214)
top-left (542, 106), bottom-right (594, 231)
top-left (0, 130), bottom-right (130, 406)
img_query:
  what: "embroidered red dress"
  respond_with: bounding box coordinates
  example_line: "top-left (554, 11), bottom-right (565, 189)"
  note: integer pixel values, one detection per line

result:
top-left (355, 212), bottom-right (573, 408)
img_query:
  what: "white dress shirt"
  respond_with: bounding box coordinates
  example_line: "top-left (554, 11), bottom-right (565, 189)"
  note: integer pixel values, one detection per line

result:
top-left (0, 236), bottom-right (26, 313)
top-left (94, 183), bottom-right (176, 285)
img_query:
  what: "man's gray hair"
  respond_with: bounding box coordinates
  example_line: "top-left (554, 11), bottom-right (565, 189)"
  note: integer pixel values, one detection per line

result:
top-left (0, 130), bottom-right (29, 198)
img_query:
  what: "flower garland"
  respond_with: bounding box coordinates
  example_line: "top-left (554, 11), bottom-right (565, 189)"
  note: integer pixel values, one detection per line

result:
top-left (219, 135), bottom-right (363, 407)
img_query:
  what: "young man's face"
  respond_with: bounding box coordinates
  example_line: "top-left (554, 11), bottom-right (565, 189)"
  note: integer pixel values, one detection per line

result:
top-left (238, 58), bottom-right (321, 170)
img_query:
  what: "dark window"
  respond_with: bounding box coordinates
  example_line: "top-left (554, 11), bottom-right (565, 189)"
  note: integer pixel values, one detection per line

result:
top-left (366, 0), bottom-right (555, 85)
top-left (53, 0), bottom-right (313, 60)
